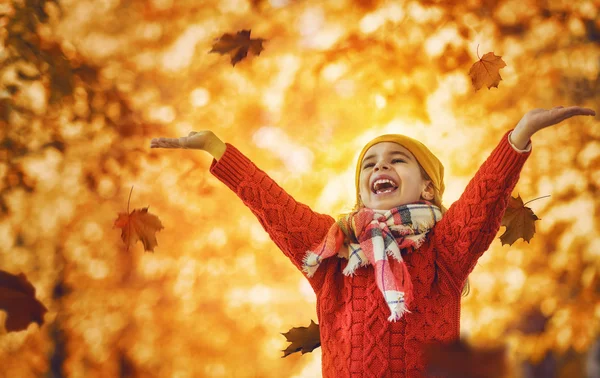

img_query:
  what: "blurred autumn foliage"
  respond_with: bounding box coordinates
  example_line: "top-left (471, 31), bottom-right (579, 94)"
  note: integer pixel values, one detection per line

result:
top-left (0, 0), bottom-right (598, 377)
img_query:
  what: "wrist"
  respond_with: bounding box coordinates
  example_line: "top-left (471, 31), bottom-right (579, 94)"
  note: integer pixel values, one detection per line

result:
top-left (510, 122), bottom-right (533, 150)
top-left (205, 135), bottom-right (226, 160)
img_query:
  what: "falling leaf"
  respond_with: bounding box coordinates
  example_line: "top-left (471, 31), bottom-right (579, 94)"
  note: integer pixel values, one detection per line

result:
top-left (113, 187), bottom-right (164, 252)
top-left (499, 194), bottom-right (541, 246)
top-left (468, 50), bottom-right (507, 91)
top-left (209, 29), bottom-right (265, 66)
top-left (281, 320), bottom-right (321, 357)
top-left (425, 339), bottom-right (506, 378)
top-left (0, 270), bottom-right (48, 332)
top-left (114, 207), bottom-right (164, 252)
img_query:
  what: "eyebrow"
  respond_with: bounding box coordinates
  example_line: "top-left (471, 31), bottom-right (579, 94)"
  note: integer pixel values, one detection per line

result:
top-left (362, 150), bottom-right (412, 164)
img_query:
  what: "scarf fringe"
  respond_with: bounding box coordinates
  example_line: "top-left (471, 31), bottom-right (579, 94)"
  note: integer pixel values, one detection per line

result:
top-left (342, 258), bottom-right (370, 276)
top-left (385, 247), bottom-right (401, 261)
top-left (409, 233), bottom-right (428, 249)
top-left (302, 252), bottom-right (319, 278)
top-left (388, 302), bottom-right (411, 322)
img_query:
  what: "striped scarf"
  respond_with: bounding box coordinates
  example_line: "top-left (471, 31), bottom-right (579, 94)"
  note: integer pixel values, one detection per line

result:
top-left (303, 201), bottom-right (442, 321)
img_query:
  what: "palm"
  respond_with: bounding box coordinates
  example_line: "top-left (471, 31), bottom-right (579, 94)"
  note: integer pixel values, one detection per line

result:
top-left (521, 106), bottom-right (595, 134)
top-left (150, 131), bottom-right (211, 150)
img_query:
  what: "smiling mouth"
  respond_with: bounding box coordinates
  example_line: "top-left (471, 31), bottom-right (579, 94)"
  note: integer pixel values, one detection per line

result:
top-left (372, 179), bottom-right (399, 195)
top-left (373, 187), bottom-right (398, 195)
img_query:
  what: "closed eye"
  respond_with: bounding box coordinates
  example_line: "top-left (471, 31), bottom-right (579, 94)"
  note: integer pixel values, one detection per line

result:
top-left (362, 159), bottom-right (405, 169)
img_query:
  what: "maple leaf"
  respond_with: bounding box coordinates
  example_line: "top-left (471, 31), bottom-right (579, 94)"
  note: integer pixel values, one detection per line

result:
top-left (281, 320), bottom-right (321, 357)
top-left (209, 29), bottom-right (265, 66)
top-left (425, 339), bottom-right (506, 378)
top-left (113, 187), bottom-right (164, 252)
top-left (499, 194), bottom-right (546, 246)
top-left (468, 46), bottom-right (507, 91)
top-left (0, 270), bottom-right (47, 332)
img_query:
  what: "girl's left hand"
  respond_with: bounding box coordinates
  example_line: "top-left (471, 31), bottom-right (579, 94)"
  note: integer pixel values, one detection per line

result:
top-left (518, 106), bottom-right (596, 136)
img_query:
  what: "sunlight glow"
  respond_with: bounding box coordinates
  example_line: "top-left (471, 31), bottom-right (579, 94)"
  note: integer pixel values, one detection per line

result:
top-left (374, 94), bottom-right (386, 108)
top-left (148, 105), bottom-right (176, 123)
top-left (269, 0), bottom-right (290, 7)
top-left (360, 12), bottom-right (385, 34)
top-left (298, 7), bottom-right (344, 49)
top-left (425, 26), bottom-right (462, 57)
top-left (321, 62), bottom-right (347, 82)
top-left (207, 227), bottom-right (228, 247)
top-left (190, 88), bottom-right (210, 107)
top-left (252, 127), bottom-right (314, 174)
top-left (161, 25), bottom-right (208, 71)
top-left (262, 55), bottom-right (301, 113)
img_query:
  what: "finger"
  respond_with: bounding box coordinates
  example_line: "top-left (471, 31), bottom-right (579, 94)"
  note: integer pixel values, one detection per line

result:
top-left (151, 137), bottom-right (182, 149)
top-left (578, 107), bottom-right (596, 116)
top-left (565, 106), bottom-right (596, 117)
top-left (554, 106), bottom-right (595, 119)
top-left (150, 138), bottom-right (163, 148)
top-left (188, 131), bottom-right (197, 137)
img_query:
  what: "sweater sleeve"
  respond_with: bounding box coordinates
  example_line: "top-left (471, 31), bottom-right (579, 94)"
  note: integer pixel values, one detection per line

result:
top-left (209, 143), bottom-right (336, 291)
top-left (430, 129), bottom-right (532, 293)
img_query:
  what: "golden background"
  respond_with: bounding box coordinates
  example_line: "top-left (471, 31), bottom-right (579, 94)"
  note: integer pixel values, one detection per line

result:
top-left (0, 0), bottom-right (599, 377)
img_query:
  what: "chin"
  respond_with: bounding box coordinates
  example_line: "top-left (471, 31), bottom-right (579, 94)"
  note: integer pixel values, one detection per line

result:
top-left (368, 199), bottom-right (404, 210)
top-left (370, 196), bottom-right (421, 210)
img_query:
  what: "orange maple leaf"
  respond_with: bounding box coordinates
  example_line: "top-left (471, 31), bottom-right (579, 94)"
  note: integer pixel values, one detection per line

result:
top-left (499, 194), bottom-right (547, 246)
top-left (281, 320), bottom-right (321, 357)
top-left (113, 187), bottom-right (164, 252)
top-left (0, 270), bottom-right (47, 332)
top-left (468, 47), bottom-right (507, 91)
top-left (209, 29), bottom-right (265, 66)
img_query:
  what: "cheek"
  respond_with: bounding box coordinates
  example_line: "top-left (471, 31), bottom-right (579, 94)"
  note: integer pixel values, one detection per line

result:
top-left (360, 183), bottom-right (368, 195)
top-left (359, 175), bottom-right (367, 191)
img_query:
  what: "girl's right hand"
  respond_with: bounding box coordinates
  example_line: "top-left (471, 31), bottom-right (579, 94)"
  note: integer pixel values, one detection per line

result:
top-left (150, 131), bottom-right (214, 150)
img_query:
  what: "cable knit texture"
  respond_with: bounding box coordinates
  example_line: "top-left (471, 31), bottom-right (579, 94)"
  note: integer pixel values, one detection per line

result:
top-left (209, 130), bottom-right (531, 377)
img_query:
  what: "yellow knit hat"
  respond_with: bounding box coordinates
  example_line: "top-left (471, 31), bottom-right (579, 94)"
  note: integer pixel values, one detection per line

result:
top-left (354, 134), bottom-right (445, 208)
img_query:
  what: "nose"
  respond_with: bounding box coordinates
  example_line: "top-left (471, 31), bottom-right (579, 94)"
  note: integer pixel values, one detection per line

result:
top-left (374, 161), bottom-right (390, 171)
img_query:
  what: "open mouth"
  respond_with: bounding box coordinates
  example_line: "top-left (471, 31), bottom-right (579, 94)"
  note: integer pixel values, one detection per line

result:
top-left (372, 179), bottom-right (398, 195)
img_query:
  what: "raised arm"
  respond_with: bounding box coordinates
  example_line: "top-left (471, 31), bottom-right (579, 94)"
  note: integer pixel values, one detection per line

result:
top-left (151, 131), bottom-right (336, 291)
top-left (431, 106), bottom-right (596, 293)
top-left (430, 129), bottom-right (530, 293)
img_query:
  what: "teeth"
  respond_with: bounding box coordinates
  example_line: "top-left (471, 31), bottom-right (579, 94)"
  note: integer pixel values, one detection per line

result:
top-left (372, 179), bottom-right (397, 192)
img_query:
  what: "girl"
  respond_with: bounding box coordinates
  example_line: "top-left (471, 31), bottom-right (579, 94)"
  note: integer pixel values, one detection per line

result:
top-left (150, 106), bottom-right (595, 377)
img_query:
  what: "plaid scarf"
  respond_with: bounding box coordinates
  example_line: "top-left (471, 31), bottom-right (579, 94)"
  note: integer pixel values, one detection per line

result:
top-left (303, 201), bottom-right (442, 321)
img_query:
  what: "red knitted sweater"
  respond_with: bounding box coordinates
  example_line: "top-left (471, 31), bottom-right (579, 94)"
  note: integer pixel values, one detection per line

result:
top-left (210, 130), bottom-right (531, 377)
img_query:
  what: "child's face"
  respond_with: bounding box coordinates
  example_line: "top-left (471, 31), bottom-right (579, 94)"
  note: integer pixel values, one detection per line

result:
top-left (358, 142), bottom-right (431, 210)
